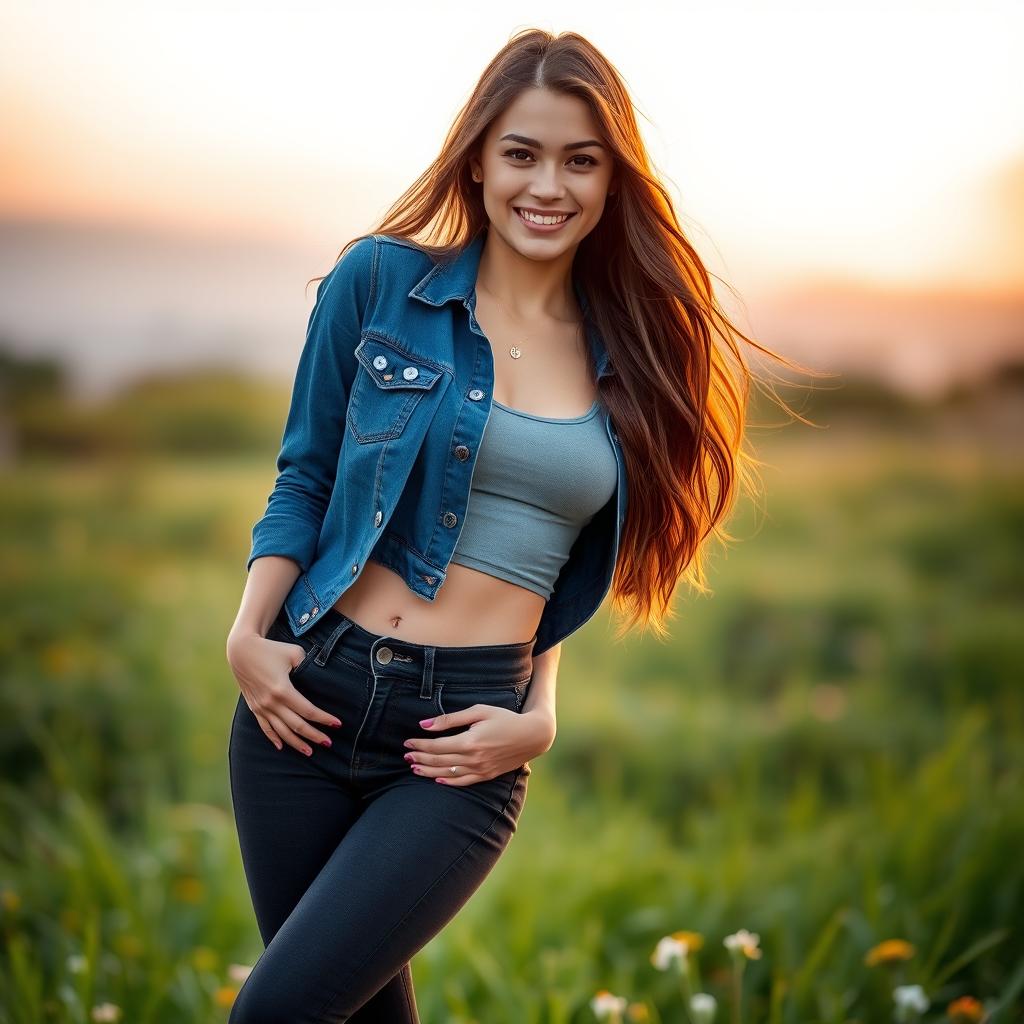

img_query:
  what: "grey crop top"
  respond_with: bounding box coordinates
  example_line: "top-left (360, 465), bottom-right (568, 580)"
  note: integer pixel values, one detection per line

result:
top-left (448, 397), bottom-right (618, 599)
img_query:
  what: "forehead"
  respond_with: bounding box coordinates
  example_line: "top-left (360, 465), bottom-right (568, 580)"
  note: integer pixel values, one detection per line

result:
top-left (486, 88), bottom-right (603, 143)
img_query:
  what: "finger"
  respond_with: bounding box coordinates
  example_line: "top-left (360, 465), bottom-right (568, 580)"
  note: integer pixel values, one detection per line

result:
top-left (286, 687), bottom-right (344, 733)
top-left (264, 710), bottom-right (316, 757)
top-left (254, 713), bottom-right (283, 751)
top-left (276, 703), bottom-right (335, 752)
top-left (419, 705), bottom-right (488, 733)
top-left (409, 753), bottom-right (484, 777)
top-left (409, 758), bottom-right (483, 785)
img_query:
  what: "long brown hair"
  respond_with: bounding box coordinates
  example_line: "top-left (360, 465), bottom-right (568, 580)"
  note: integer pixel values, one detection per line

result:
top-left (317, 28), bottom-right (822, 645)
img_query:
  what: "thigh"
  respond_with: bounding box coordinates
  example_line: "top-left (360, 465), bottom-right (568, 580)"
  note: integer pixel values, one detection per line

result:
top-left (228, 693), bottom-right (363, 945)
top-left (228, 768), bottom-right (529, 1023)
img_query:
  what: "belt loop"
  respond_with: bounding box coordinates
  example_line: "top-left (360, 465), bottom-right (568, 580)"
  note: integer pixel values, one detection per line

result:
top-left (314, 616), bottom-right (355, 667)
top-left (420, 646), bottom-right (436, 700)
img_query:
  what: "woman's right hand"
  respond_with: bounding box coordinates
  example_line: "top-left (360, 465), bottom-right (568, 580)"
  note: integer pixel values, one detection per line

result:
top-left (226, 629), bottom-right (343, 755)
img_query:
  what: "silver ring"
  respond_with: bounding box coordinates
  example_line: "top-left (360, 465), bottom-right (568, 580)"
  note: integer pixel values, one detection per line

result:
top-left (450, 765), bottom-right (459, 776)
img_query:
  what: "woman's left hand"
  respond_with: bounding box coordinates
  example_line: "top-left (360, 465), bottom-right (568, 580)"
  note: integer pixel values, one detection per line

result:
top-left (403, 706), bottom-right (555, 786)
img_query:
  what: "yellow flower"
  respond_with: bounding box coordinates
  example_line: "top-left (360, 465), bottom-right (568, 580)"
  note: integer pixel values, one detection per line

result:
top-left (947, 995), bottom-right (986, 1022)
top-left (864, 939), bottom-right (916, 967)
top-left (213, 986), bottom-right (238, 1008)
top-left (1, 888), bottom-right (20, 912)
top-left (670, 930), bottom-right (704, 952)
top-left (626, 1003), bottom-right (650, 1022)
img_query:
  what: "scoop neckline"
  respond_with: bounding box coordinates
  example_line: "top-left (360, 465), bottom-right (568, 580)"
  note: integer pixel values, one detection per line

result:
top-left (491, 398), bottom-right (600, 423)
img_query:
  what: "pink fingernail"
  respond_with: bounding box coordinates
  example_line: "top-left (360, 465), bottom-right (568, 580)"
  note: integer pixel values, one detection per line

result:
top-left (435, 778), bottom-right (447, 784)
top-left (419, 718), bottom-right (434, 728)
top-left (404, 753), bottom-right (414, 762)
top-left (321, 739), bottom-right (331, 747)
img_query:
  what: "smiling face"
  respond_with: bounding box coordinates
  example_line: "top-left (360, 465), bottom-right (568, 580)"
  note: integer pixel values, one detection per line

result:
top-left (470, 87), bottom-right (615, 261)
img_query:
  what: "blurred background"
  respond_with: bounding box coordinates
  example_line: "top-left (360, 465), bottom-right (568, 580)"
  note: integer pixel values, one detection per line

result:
top-left (1, 1), bottom-right (1021, 1022)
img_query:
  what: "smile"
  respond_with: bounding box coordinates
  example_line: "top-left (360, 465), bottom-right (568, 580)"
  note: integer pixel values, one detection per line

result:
top-left (513, 207), bottom-right (576, 232)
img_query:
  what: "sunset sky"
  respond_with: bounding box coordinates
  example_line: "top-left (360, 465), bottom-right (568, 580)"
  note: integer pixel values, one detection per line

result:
top-left (0, 1), bottom-right (1021, 400)
top-left (4, 0), bottom-right (1021, 292)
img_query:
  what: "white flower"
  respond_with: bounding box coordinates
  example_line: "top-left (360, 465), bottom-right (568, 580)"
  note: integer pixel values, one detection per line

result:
top-left (227, 963), bottom-right (254, 983)
top-left (650, 934), bottom-right (689, 970)
top-left (590, 990), bottom-right (629, 1019)
top-left (90, 1004), bottom-right (122, 1022)
top-left (690, 991), bottom-right (718, 1024)
top-left (894, 984), bottom-right (930, 1014)
top-left (66, 954), bottom-right (88, 974)
top-left (723, 929), bottom-right (762, 959)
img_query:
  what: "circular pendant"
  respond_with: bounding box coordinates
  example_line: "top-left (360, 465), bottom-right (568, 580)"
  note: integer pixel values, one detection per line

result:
top-left (509, 345), bottom-right (522, 359)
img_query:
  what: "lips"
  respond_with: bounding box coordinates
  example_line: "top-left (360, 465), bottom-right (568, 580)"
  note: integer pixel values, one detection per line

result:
top-left (513, 207), bottom-right (577, 231)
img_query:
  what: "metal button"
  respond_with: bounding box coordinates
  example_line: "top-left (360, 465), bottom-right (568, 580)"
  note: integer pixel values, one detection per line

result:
top-left (310, 607), bottom-right (319, 616)
top-left (374, 509), bottom-right (382, 527)
top-left (443, 511), bottom-right (458, 528)
top-left (372, 355), bottom-right (388, 370)
top-left (298, 612), bottom-right (310, 625)
top-left (402, 366), bottom-right (419, 381)
top-left (454, 444), bottom-right (470, 461)
top-left (376, 646), bottom-right (393, 665)
top-left (421, 574), bottom-right (437, 585)
top-left (468, 388), bottom-right (484, 401)
top-left (351, 563), bottom-right (359, 575)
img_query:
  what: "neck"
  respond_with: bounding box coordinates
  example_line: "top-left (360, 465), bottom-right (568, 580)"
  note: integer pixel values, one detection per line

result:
top-left (475, 226), bottom-right (581, 323)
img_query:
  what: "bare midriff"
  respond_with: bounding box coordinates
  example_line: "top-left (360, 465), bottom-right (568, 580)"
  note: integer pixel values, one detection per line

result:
top-left (331, 560), bottom-right (546, 647)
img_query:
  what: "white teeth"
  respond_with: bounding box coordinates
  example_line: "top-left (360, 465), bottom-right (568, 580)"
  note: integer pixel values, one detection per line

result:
top-left (517, 208), bottom-right (570, 225)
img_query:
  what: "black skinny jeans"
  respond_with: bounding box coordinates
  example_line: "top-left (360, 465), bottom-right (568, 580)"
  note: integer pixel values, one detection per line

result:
top-left (227, 605), bottom-right (534, 1023)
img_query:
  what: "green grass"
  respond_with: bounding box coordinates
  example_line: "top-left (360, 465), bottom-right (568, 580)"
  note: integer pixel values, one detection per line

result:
top-left (1, 408), bottom-right (1021, 1023)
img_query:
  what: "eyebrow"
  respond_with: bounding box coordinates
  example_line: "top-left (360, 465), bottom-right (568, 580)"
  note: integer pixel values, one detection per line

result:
top-left (499, 132), bottom-right (605, 152)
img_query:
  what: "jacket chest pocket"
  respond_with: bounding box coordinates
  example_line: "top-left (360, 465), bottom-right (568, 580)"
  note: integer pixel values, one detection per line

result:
top-left (347, 332), bottom-right (445, 443)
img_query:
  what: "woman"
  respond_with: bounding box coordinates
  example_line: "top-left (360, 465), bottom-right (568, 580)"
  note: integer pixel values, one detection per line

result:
top-left (225, 27), bottom-right (803, 1023)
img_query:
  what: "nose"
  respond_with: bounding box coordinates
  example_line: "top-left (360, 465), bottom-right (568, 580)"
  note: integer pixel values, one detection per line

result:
top-left (528, 161), bottom-right (566, 201)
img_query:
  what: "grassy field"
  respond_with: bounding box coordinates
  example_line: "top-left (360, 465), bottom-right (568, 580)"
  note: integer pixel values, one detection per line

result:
top-left (1, 393), bottom-right (1021, 1023)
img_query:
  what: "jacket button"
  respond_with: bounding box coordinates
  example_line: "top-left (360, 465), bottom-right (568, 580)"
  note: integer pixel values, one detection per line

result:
top-left (454, 444), bottom-right (470, 461)
top-left (443, 511), bottom-right (458, 528)
top-left (298, 612), bottom-right (310, 625)
top-left (374, 509), bottom-right (382, 527)
top-left (310, 607), bottom-right (319, 616)
top-left (402, 366), bottom-right (419, 381)
top-left (421, 574), bottom-right (437, 585)
top-left (376, 646), bottom-right (393, 665)
top-left (351, 563), bottom-right (359, 574)
top-left (372, 355), bottom-right (388, 370)
top-left (468, 388), bottom-right (484, 400)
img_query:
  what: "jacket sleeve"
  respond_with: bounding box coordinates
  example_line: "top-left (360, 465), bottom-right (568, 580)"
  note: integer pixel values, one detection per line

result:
top-left (247, 235), bottom-right (377, 573)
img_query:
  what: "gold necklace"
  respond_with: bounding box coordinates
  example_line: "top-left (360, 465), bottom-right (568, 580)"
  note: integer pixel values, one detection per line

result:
top-left (477, 284), bottom-right (582, 360)
top-left (477, 285), bottom-right (530, 360)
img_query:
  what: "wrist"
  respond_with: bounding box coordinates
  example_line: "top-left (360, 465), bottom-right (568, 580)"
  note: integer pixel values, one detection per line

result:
top-left (523, 707), bottom-right (556, 753)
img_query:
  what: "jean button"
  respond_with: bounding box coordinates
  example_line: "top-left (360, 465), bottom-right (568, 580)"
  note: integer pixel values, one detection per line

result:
top-left (376, 647), bottom-right (393, 665)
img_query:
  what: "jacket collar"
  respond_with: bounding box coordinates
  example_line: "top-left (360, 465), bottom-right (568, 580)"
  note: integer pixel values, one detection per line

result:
top-left (409, 229), bottom-right (613, 380)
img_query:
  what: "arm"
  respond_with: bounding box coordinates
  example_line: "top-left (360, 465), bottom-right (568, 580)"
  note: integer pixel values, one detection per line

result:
top-left (232, 235), bottom-right (376, 645)
top-left (521, 641), bottom-right (561, 753)
top-left (246, 234), bottom-right (377, 576)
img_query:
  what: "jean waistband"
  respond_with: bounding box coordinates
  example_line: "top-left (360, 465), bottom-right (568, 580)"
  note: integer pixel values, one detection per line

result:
top-left (283, 607), bottom-right (537, 686)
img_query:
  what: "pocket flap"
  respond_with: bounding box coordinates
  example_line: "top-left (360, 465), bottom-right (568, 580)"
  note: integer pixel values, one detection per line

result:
top-left (354, 333), bottom-right (444, 391)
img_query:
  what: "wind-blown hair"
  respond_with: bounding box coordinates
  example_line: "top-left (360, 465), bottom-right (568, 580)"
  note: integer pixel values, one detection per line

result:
top-left (316, 27), bottom-right (821, 645)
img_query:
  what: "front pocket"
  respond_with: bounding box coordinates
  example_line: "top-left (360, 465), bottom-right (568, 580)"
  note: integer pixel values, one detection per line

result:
top-left (266, 618), bottom-right (320, 681)
top-left (347, 332), bottom-right (445, 443)
top-left (288, 642), bottom-right (321, 682)
top-left (435, 680), bottom-right (528, 720)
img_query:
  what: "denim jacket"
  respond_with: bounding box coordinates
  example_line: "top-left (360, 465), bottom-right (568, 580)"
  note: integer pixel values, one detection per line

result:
top-left (247, 230), bottom-right (627, 657)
